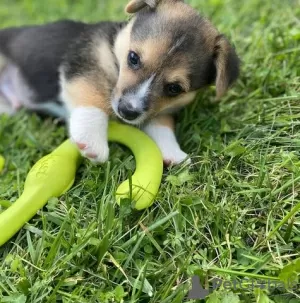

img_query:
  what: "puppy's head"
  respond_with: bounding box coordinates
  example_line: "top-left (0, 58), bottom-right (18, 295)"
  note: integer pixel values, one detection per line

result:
top-left (112, 0), bottom-right (239, 125)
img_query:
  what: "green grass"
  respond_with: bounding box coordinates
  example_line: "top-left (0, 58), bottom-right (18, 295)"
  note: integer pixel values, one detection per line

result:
top-left (0, 0), bottom-right (300, 302)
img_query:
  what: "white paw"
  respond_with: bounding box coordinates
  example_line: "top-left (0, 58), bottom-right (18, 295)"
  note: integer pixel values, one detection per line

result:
top-left (69, 107), bottom-right (109, 163)
top-left (143, 123), bottom-right (191, 166)
top-left (161, 147), bottom-right (191, 166)
top-left (73, 138), bottom-right (109, 163)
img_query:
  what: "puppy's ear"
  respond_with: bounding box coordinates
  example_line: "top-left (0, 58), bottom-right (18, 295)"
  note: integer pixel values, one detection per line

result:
top-left (125, 0), bottom-right (160, 13)
top-left (214, 35), bottom-right (239, 99)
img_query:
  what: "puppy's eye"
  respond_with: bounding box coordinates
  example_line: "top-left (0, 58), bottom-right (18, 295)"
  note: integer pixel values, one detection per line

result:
top-left (128, 51), bottom-right (141, 69)
top-left (165, 83), bottom-right (183, 97)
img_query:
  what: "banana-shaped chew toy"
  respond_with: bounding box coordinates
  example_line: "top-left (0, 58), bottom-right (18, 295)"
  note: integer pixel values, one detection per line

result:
top-left (0, 121), bottom-right (163, 246)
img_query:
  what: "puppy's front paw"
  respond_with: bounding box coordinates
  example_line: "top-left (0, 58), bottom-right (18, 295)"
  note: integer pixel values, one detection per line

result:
top-left (69, 107), bottom-right (109, 163)
top-left (143, 123), bottom-right (191, 166)
top-left (74, 139), bottom-right (109, 163)
top-left (161, 147), bottom-right (191, 166)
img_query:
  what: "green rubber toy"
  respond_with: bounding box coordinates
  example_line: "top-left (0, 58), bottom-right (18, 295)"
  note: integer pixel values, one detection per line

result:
top-left (0, 121), bottom-right (163, 246)
top-left (0, 155), bottom-right (4, 172)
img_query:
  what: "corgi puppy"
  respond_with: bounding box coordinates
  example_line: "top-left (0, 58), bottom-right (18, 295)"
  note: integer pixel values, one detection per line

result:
top-left (0, 0), bottom-right (239, 165)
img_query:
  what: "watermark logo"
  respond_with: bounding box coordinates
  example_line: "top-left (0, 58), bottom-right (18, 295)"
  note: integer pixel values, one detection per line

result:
top-left (188, 276), bottom-right (299, 299)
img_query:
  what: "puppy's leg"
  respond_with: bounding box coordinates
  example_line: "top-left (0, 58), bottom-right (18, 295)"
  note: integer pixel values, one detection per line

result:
top-left (60, 76), bottom-right (110, 163)
top-left (0, 55), bottom-right (14, 115)
top-left (142, 115), bottom-right (190, 166)
top-left (0, 93), bottom-right (15, 115)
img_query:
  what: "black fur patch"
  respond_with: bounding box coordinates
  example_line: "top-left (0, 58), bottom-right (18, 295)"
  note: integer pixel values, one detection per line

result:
top-left (0, 20), bottom-right (125, 103)
top-left (62, 21), bottom-right (126, 81)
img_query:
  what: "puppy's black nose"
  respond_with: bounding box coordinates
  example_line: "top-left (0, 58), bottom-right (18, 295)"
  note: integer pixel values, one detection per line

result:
top-left (118, 102), bottom-right (141, 121)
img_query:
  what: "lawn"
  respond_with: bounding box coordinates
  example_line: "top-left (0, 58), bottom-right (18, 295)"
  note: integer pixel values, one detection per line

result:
top-left (0, 0), bottom-right (300, 302)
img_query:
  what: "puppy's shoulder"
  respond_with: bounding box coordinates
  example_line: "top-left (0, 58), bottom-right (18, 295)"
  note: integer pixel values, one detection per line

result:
top-left (61, 21), bottom-right (126, 80)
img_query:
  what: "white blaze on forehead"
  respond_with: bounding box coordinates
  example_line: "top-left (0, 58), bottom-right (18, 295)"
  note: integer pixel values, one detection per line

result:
top-left (126, 74), bottom-right (155, 109)
top-left (136, 74), bottom-right (155, 99)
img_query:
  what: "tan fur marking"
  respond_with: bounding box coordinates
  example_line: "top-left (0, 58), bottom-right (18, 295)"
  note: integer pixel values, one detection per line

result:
top-left (94, 39), bottom-right (118, 83)
top-left (153, 114), bottom-right (175, 129)
top-left (113, 20), bottom-right (141, 98)
top-left (158, 1), bottom-right (197, 20)
top-left (154, 91), bottom-right (197, 114)
top-left (125, 0), bottom-right (146, 13)
top-left (165, 67), bottom-right (190, 91)
top-left (114, 22), bottom-right (169, 99)
top-left (132, 38), bottom-right (170, 69)
top-left (114, 20), bottom-right (134, 68)
top-left (126, 0), bottom-right (160, 13)
top-left (215, 37), bottom-right (232, 99)
top-left (113, 68), bottom-right (140, 98)
top-left (62, 77), bottom-right (110, 113)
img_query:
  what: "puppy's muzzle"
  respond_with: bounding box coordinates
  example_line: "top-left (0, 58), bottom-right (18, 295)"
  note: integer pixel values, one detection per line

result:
top-left (118, 100), bottom-right (143, 121)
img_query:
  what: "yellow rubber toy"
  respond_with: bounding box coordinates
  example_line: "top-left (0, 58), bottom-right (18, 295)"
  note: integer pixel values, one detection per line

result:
top-left (0, 155), bottom-right (5, 172)
top-left (109, 122), bottom-right (163, 209)
top-left (0, 121), bottom-right (163, 246)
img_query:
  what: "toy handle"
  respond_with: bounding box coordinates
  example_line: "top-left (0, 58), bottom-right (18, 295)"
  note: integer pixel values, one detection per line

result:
top-left (0, 140), bottom-right (81, 246)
